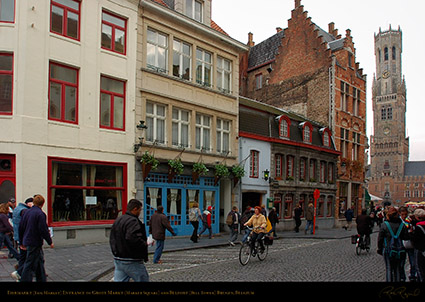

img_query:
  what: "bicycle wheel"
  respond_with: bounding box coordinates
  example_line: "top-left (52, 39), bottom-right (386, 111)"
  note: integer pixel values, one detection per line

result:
top-left (356, 244), bottom-right (361, 255)
top-left (239, 242), bottom-right (251, 266)
top-left (257, 242), bottom-right (268, 261)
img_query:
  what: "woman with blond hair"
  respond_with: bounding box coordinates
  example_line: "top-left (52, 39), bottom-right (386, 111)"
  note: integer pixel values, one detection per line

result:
top-left (244, 206), bottom-right (267, 254)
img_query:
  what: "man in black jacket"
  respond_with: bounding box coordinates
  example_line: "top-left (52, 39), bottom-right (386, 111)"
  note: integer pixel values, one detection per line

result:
top-left (109, 199), bottom-right (149, 282)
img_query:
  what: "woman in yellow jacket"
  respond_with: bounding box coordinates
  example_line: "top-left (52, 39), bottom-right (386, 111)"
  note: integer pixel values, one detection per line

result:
top-left (244, 206), bottom-right (267, 253)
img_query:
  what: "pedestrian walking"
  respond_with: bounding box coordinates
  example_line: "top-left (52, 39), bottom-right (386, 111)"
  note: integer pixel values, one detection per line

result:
top-left (0, 203), bottom-right (20, 260)
top-left (18, 194), bottom-right (53, 282)
top-left (399, 206), bottom-right (417, 282)
top-left (268, 207), bottom-right (279, 237)
top-left (377, 206), bottom-right (408, 282)
top-left (198, 206), bottom-right (212, 239)
top-left (149, 205), bottom-right (176, 264)
top-left (304, 203), bottom-right (314, 234)
top-left (240, 206), bottom-right (253, 243)
top-left (188, 202), bottom-right (201, 243)
top-left (109, 199), bottom-right (149, 282)
top-left (226, 206), bottom-right (240, 246)
top-left (294, 203), bottom-right (302, 233)
top-left (343, 206), bottom-right (354, 230)
top-left (412, 208), bottom-right (425, 282)
top-left (11, 197), bottom-right (33, 281)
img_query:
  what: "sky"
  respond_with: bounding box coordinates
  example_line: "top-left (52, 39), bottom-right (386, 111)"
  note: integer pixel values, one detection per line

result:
top-left (212, 0), bottom-right (425, 162)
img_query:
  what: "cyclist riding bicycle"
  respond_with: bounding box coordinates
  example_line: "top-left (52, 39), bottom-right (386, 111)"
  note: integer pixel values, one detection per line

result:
top-left (356, 209), bottom-right (374, 248)
top-left (243, 206), bottom-right (267, 254)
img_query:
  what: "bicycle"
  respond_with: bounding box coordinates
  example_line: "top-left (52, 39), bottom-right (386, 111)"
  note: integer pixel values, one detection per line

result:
top-left (239, 227), bottom-right (269, 266)
top-left (355, 233), bottom-right (370, 255)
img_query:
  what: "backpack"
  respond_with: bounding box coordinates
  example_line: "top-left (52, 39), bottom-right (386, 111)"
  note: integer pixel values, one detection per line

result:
top-left (226, 212), bottom-right (234, 226)
top-left (384, 221), bottom-right (406, 260)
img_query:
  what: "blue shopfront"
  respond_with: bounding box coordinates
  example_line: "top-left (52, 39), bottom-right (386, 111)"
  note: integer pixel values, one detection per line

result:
top-left (144, 173), bottom-right (220, 236)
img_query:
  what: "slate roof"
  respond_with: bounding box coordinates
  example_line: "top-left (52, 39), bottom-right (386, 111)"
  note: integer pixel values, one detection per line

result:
top-left (404, 161), bottom-right (425, 177)
top-left (247, 23), bottom-right (345, 70)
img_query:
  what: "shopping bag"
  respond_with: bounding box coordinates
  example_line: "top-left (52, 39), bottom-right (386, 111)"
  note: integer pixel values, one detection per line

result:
top-left (147, 234), bottom-right (155, 247)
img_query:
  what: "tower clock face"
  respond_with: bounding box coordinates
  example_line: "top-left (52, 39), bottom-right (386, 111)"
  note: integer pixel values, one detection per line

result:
top-left (382, 70), bottom-right (390, 79)
top-left (383, 127), bottom-right (390, 135)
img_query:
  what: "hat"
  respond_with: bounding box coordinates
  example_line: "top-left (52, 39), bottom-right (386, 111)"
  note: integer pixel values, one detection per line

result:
top-left (25, 197), bottom-right (34, 204)
top-left (8, 197), bottom-right (16, 203)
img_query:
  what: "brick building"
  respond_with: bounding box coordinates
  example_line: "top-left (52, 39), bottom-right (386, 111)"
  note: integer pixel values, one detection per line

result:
top-left (368, 26), bottom-right (425, 206)
top-left (239, 0), bottom-right (367, 221)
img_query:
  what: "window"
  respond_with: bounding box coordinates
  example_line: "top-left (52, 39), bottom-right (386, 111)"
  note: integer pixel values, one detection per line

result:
top-left (49, 62), bottom-right (78, 124)
top-left (286, 155), bottom-right (294, 179)
top-left (392, 46), bottom-right (396, 60)
top-left (381, 106), bottom-right (387, 120)
top-left (299, 157), bottom-right (307, 181)
top-left (284, 194), bottom-right (293, 219)
top-left (320, 161), bottom-right (326, 183)
top-left (217, 56), bottom-right (231, 94)
top-left (0, 53), bottom-right (13, 115)
top-left (0, 154), bottom-right (15, 204)
top-left (101, 10), bottom-right (126, 54)
top-left (195, 113), bottom-right (211, 151)
top-left (185, 0), bottom-right (203, 22)
top-left (352, 88), bottom-right (359, 116)
top-left (352, 132), bottom-right (361, 161)
top-left (340, 82), bottom-right (349, 112)
top-left (387, 106), bottom-right (392, 120)
top-left (50, 0), bottom-right (81, 40)
top-left (146, 102), bottom-right (166, 144)
top-left (275, 154), bottom-right (283, 179)
top-left (326, 196), bottom-right (333, 217)
top-left (340, 128), bottom-right (349, 158)
top-left (384, 47), bottom-right (388, 61)
top-left (100, 76), bottom-right (125, 130)
top-left (279, 115), bottom-right (290, 138)
top-left (328, 163), bottom-right (334, 183)
top-left (196, 48), bottom-right (212, 87)
top-left (216, 119), bottom-right (230, 154)
top-left (309, 159), bottom-right (316, 182)
top-left (172, 108), bottom-right (190, 148)
top-left (255, 73), bottom-right (262, 90)
top-left (146, 28), bottom-right (168, 73)
top-left (48, 158), bottom-right (126, 225)
top-left (321, 128), bottom-right (332, 147)
top-left (302, 122), bottom-right (312, 143)
top-left (249, 150), bottom-right (259, 178)
top-left (0, 0), bottom-right (15, 22)
top-left (173, 39), bottom-right (191, 80)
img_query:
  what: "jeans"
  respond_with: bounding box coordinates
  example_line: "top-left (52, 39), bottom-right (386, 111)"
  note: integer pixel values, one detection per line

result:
top-left (153, 239), bottom-right (165, 263)
top-left (113, 259), bottom-right (149, 282)
top-left (21, 246), bottom-right (46, 282)
top-left (199, 222), bottom-right (211, 238)
top-left (190, 221), bottom-right (199, 242)
top-left (305, 220), bottom-right (313, 234)
top-left (0, 232), bottom-right (20, 260)
top-left (383, 252), bottom-right (406, 282)
top-left (229, 225), bottom-right (238, 243)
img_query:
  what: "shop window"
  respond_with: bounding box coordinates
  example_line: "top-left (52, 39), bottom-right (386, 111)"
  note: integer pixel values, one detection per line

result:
top-left (0, 154), bottom-right (15, 203)
top-left (49, 158), bottom-right (126, 225)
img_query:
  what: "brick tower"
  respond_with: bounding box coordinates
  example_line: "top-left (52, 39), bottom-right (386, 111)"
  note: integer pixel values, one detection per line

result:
top-left (370, 26), bottom-right (409, 202)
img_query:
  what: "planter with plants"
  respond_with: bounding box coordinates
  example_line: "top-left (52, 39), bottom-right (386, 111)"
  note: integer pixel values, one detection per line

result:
top-left (231, 165), bottom-right (245, 187)
top-left (168, 158), bottom-right (184, 182)
top-left (192, 162), bottom-right (209, 184)
top-left (140, 151), bottom-right (159, 180)
top-left (214, 164), bottom-right (229, 186)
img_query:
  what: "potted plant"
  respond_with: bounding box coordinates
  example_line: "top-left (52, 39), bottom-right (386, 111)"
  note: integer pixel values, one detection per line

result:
top-left (192, 162), bottom-right (209, 184)
top-left (214, 164), bottom-right (229, 186)
top-left (231, 165), bottom-right (245, 187)
top-left (140, 151), bottom-right (159, 180)
top-left (168, 158), bottom-right (184, 182)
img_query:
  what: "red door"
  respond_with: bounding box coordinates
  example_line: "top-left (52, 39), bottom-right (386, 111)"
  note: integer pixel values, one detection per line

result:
top-left (0, 155), bottom-right (15, 203)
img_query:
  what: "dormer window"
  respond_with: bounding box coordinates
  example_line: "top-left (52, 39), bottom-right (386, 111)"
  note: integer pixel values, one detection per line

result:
top-left (300, 121), bottom-right (312, 143)
top-left (278, 115), bottom-right (291, 138)
top-left (320, 127), bottom-right (332, 147)
top-left (185, 0), bottom-right (203, 22)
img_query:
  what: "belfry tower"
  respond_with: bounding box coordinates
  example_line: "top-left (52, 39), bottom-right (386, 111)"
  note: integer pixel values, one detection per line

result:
top-left (370, 26), bottom-right (409, 200)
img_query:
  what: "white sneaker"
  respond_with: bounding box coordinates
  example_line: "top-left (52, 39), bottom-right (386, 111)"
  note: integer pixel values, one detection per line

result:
top-left (11, 271), bottom-right (20, 281)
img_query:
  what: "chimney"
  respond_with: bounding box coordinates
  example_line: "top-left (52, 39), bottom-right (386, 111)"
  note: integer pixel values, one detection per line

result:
top-left (276, 27), bottom-right (283, 33)
top-left (328, 22), bottom-right (338, 38)
top-left (247, 32), bottom-right (255, 47)
top-left (295, 0), bottom-right (301, 8)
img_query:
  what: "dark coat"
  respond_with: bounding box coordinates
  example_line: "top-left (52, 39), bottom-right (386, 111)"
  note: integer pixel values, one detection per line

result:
top-left (149, 212), bottom-right (175, 241)
top-left (356, 214), bottom-right (373, 235)
top-left (377, 217), bottom-right (408, 253)
top-left (19, 206), bottom-right (52, 247)
top-left (109, 211), bottom-right (148, 262)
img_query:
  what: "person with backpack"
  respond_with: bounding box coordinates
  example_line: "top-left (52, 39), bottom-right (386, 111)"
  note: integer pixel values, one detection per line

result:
top-left (412, 208), bottom-right (425, 282)
top-left (188, 203), bottom-right (201, 243)
top-left (377, 206), bottom-right (408, 282)
top-left (226, 206), bottom-right (240, 246)
top-left (198, 206), bottom-right (212, 239)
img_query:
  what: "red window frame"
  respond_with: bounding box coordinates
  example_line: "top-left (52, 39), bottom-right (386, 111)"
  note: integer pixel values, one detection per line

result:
top-left (322, 128), bottom-right (332, 147)
top-left (47, 157), bottom-right (128, 227)
top-left (0, 52), bottom-right (13, 115)
top-left (286, 155), bottom-right (294, 179)
top-left (101, 10), bottom-right (127, 55)
top-left (278, 115), bottom-right (291, 138)
top-left (0, 154), bottom-right (16, 201)
top-left (48, 62), bottom-right (79, 124)
top-left (99, 75), bottom-right (126, 131)
top-left (302, 122), bottom-right (313, 143)
top-left (299, 157), bottom-right (307, 181)
top-left (249, 150), bottom-right (259, 178)
top-left (274, 154), bottom-right (283, 180)
top-left (284, 194), bottom-right (293, 219)
top-left (0, 0), bottom-right (15, 23)
top-left (50, 0), bottom-right (81, 41)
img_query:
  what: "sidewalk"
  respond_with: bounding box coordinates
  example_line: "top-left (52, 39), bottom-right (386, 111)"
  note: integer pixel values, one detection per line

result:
top-left (0, 227), bottom-right (358, 282)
